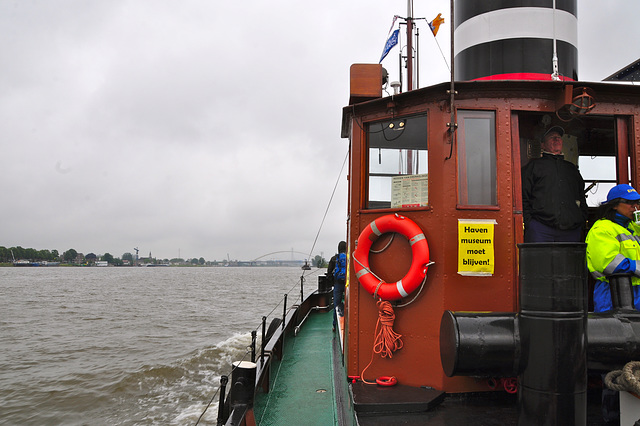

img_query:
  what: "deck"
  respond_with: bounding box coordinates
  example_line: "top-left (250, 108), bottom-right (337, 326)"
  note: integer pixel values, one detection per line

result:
top-left (253, 310), bottom-right (351, 425)
top-left (252, 307), bottom-right (615, 426)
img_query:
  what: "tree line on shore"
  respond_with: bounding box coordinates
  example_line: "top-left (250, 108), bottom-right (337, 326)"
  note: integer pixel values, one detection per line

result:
top-left (1, 246), bottom-right (328, 267)
top-left (0, 246), bottom-right (60, 263)
top-left (0, 246), bottom-right (195, 266)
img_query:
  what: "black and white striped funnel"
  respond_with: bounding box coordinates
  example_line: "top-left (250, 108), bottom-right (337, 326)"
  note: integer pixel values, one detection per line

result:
top-left (454, 0), bottom-right (577, 81)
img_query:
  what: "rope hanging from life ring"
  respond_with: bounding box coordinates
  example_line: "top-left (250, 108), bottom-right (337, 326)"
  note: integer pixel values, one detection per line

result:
top-left (352, 213), bottom-right (430, 301)
top-left (354, 214), bottom-right (431, 386)
top-left (360, 300), bottom-right (404, 386)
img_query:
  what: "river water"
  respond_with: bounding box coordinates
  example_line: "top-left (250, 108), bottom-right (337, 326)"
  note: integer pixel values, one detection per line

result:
top-left (0, 266), bottom-right (324, 425)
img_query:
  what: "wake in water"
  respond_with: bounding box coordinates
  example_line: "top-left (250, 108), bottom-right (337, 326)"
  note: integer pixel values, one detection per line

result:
top-left (103, 333), bottom-right (254, 425)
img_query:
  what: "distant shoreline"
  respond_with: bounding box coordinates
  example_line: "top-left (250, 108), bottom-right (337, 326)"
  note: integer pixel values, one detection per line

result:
top-left (0, 263), bottom-right (322, 268)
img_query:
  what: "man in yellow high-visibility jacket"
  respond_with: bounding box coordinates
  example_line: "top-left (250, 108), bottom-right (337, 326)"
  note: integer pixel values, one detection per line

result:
top-left (586, 184), bottom-right (640, 312)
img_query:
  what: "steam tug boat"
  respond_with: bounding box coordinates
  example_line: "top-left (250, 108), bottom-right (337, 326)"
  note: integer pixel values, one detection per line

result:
top-left (217, 1), bottom-right (640, 425)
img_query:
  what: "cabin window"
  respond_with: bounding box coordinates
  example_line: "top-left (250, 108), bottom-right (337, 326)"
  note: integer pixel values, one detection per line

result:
top-left (366, 113), bottom-right (428, 209)
top-left (579, 156), bottom-right (617, 207)
top-left (457, 110), bottom-right (497, 206)
top-left (517, 112), bottom-right (621, 209)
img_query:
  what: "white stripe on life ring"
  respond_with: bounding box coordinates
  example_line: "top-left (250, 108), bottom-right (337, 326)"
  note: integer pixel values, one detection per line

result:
top-left (409, 233), bottom-right (426, 246)
top-left (356, 269), bottom-right (370, 279)
top-left (370, 221), bottom-right (382, 237)
top-left (396, 280), bottom-right (409, 298)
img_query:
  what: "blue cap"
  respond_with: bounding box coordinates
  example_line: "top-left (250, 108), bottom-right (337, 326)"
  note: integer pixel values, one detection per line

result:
top-left (606, 184), bottom-right (640, 203)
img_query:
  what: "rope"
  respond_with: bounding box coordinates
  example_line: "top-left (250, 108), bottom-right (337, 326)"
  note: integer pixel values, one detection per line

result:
top-left (360, 300), bottom-right (404, 384)
top-left (194, 387), bottom-right (219, 425)
top-left (373, 301), bottom-right (403, 358)
top-left (370, 233), bottom-right (394, 254)
top-left (352, 251), bottom-right (386, 286)
top-left (395, 262), bottom-right (434, 308)
top-left (304, 148), bottom-right (348, 264)
top-left (605, 361), bottom-right (640, 394)
top-left (195, 348), bottom-right (253, 425)
top-left (197, 149), bottom-right (348, 424)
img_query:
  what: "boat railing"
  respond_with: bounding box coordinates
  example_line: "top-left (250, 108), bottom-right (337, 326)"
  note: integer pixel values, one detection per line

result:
top-left (194, 269), bottom-right (333, 426)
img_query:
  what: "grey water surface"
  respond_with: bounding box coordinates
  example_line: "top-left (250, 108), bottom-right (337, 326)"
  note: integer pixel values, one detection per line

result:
top-left (0, 266), bottom-right (321, 425)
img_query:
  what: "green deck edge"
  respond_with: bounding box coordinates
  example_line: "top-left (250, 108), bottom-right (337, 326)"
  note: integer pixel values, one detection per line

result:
top-left (254, 310), bottom-right (338, 425)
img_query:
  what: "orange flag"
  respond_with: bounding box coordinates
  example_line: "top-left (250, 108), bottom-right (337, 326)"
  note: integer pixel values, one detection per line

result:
top-left (429, 13), bottom-right (444, 36)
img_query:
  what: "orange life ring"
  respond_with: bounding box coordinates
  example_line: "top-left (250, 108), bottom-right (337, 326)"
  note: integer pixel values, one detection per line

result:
top-left (376, 376), bottom-right (398, 386)
top-left (353, 214), bottom-right (429, 301)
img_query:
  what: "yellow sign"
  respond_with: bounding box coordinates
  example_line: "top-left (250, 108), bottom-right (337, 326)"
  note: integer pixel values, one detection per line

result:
top-left (457, 219), bottom-right (496, 276)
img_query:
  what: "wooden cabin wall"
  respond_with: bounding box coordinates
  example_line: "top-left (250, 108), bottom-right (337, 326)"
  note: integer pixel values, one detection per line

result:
top-left (345, 97), bottom-right (524, 391)
top-left (343, 81), bottom-right (640, 392)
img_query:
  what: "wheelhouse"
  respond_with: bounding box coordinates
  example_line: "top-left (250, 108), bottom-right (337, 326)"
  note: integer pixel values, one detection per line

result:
top-left (341, 71), bottom-right (640, 391)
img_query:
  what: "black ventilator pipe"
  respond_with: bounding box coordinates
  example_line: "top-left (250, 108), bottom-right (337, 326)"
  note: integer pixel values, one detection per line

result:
top-left (608, 273), bottom-right (635, 310)
top-left (441, 310), bottom-right (640, 374)
top-left (440, 311), bottom-right (519, 377)
top-left (587, 312), bottom-right (640, 371)
top-left (587, 273), bottom-right (640, 371)
top-left (518, 242), bottom-right (587, 426)
top-left (441, 277), bottom-right (640, 374)
top-left (440, 243), bottom-right (588, 426)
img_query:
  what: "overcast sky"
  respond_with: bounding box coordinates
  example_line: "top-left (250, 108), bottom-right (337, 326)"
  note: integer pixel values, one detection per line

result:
top-left (1, 0), bottom-right (637, 262)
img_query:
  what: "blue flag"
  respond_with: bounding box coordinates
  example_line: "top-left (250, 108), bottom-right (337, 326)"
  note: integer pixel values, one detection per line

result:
top-left (379, 29), bottom-right (399, 63)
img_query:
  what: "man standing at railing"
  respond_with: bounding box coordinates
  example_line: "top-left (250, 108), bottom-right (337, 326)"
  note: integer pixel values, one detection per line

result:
top-left (328, 241), bottom-right (347, 332)
top-left (522, 125), bottom-right (588, 242)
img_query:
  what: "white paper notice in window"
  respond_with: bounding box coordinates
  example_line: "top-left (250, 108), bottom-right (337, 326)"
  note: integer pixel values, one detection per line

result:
top-left (391, 174), bottom-right (428, 208)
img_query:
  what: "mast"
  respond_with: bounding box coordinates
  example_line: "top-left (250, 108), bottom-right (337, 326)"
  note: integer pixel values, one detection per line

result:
top-left (449, 0), bottom-right (456, 137)
top-left (406, 0), bottom-right (414, 91)
top-left (551, 0), bottom-right (560, 80)
top-left (405, 0), bottom-right (415, 172)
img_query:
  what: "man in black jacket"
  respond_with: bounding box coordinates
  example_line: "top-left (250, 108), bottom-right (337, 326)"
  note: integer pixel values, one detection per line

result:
top-left (522, 125), bottom-right (587, 242)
